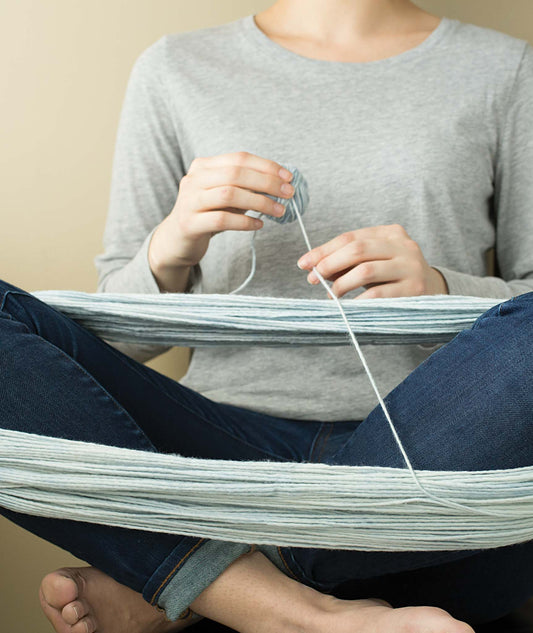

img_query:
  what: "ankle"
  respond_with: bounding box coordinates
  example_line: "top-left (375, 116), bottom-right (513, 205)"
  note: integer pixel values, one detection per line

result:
top-left (272, 582), bottom-right (339, 633)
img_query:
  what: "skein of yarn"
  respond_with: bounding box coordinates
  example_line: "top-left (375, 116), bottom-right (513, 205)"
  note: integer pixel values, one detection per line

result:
top-left (4, 161), bottom-right (533, 552)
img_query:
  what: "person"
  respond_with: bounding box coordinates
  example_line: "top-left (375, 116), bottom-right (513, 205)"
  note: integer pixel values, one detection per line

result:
top-left (2, 0), bottom-right (533, 631)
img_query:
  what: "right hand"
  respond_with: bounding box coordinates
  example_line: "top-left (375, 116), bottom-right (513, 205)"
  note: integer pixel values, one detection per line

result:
top-left (149, 151), bottom-right (295, 273)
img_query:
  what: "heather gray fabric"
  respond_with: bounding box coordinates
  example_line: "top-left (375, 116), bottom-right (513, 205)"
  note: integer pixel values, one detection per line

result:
top-left (94, 14), bottom-right (533, 421)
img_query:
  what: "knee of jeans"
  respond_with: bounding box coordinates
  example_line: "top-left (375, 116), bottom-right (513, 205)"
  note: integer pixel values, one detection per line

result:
top-left (470, 292), bottom-right (533, 334)
top-left (0, 279), bottom-right (25, 295)
top-left (469, 301), bottom-right (501, 331)
top-left (496, 291), bottom-right (533, 318)
top-left (0, 280), bottom-right (29, 312)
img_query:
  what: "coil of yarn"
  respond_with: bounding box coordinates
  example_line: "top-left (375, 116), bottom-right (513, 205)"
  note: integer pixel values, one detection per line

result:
top-left (262, 163), bottom-right (310, 224)
top-left (230, 163), bottom-right (310, 293)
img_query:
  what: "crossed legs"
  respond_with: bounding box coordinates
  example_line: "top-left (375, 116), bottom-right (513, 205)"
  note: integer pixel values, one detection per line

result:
top-left (1, 279), bottom-right (532, 630)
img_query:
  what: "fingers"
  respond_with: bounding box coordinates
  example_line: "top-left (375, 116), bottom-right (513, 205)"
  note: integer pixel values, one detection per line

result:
top-left (186, 152), bottom-right (295, 219)
top-left (153, 152), bottom-right (296, 271)
top-left (296, 224), bottom-right (441, 299)
top-left (327, 259), bottom-right (408, 298)
top-left (297, 224), bottom-right (408, 269)
top-left (193, 210), bottom-right (264, 235)
top-left (355, 281), bottom-right (410, 300)
top-left (305, 239), bottom-right (398, 283)
top-left (195, 182), bottom-right (288, 220)
top-left (188, 151), bottom-right (294, 182)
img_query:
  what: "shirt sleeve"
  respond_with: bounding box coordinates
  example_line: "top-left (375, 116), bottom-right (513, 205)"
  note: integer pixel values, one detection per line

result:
top-left (93, 35), bottom-right (201, 362)
top-left (434, 41), bottom-right (533, 299)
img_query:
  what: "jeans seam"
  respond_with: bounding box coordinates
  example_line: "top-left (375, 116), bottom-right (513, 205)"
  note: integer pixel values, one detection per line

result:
top-left (307, 422), bottom-right (326, 463)
top-left (315, 423), bottom-right (334, 463)
top-left (149, 538), bottom-right (206, 605)
top-left (276, 547), bottom-right (299, 580)
top-left (282, 548), bottom-right (330, 590)
top-left (155, 543), bottom-right (255, 619)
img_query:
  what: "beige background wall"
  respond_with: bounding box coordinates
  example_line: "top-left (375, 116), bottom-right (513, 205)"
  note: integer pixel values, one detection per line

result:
top-left (0, 1), bottom-right (532, 630)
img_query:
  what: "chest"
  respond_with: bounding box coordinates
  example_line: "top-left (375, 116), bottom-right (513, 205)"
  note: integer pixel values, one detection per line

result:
top-left (169, 65), bottom-right (498, 293)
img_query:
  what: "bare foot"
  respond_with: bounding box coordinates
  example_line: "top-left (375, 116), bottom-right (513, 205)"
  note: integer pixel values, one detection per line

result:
top-left (39, 558), bottom-right (476, 633)
top-left (312, 595), bottom-right (476, 633)
top-left (39, 566), bottom-right (200, 633)
top-left (189, 549), bottom-right (475, 633)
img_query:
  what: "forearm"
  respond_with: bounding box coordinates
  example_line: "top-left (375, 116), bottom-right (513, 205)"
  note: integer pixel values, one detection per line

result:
top-left (433, 266), bottom-right (533, 299)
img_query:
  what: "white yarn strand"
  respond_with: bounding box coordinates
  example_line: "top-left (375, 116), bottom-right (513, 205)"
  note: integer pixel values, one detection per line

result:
top-left (291, 201), bottom-right (507, 518)
top-left (229, 231), bottom-right (257, 295)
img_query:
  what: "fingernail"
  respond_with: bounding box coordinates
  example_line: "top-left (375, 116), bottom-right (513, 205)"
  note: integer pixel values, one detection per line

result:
top-left (297, 257), bottom-right (308, 269)
top-left (279, 167), bottom-right (293, 181)
top-left (308, 272), bottom-right (317, 284)
top-left (281, 183), bottom-right (294, 195)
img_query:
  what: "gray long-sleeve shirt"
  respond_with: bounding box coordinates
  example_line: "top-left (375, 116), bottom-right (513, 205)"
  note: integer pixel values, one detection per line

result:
top-left (95, 14), bottom-right (533, 421)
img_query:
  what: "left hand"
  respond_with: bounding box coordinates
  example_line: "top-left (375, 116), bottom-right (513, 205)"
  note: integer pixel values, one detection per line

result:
top-left (296, 224), bottom-right (449, 299)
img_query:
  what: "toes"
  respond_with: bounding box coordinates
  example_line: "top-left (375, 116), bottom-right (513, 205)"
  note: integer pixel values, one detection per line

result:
top-left (39, 586), bottom-right (72, 633)
top-left (398, 606), bottom-right (475, 633)
top-left (62, 599), bottom-right (90, 625)
top-left (71, 616), bottom-right (96, 633)
top-left (41, 568), bottom-right (80, 610)
top-left (40, 568), bottom-right (94, 633)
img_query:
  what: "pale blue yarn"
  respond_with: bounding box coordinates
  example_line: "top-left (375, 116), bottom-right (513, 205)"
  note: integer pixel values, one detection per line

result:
top-left (2, 427), bottom-right (533, 551)
top-left (261, 163), bottom-right (310, 225)
top-left (230, 164), bottom-right (309, 294)
top-left (2, 165), bottom-right (532, 552)
top-left (32, 291), bottom-right (500, 347)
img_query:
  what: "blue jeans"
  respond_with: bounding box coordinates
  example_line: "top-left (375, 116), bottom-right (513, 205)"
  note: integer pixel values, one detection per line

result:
top-left (1, 277), bottom-right (532, 626)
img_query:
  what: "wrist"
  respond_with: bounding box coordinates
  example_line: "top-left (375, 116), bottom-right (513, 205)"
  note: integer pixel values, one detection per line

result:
top-left (429, 266), bottom-right (449, 295)
top-left (148, 225), bottom-right (192, 293)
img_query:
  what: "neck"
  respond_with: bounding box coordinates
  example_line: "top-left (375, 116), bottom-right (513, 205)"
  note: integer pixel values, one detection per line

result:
top-left (258, 0), bottom-right (424, 43)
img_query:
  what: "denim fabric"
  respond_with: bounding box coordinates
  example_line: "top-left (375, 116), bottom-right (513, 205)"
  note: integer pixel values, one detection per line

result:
top-left (1, 278), bottom-right (532, 625)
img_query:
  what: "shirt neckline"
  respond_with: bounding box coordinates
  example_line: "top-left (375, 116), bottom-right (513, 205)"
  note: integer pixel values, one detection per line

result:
top-left (239, 13), bottom-right (457, 71)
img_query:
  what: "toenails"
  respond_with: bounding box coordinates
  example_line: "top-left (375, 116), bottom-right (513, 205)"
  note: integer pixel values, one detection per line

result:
top-left (62, 599), bottom-right (89, 625)
top-left (40, 568), bottom-right (80, 611)
top-left (71, 615), bottom-right (96, 633)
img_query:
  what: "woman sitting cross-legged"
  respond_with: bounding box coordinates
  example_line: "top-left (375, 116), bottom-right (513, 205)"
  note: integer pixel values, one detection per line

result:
top-left (2, 0), bottom-right (533, 631)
